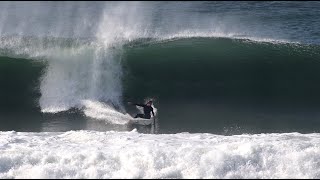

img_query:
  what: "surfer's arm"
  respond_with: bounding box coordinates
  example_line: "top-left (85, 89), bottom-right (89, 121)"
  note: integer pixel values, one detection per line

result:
top-left (152, 110), bottom-right (155, 117)
top-left (134, 103), bottom-right (145, 107)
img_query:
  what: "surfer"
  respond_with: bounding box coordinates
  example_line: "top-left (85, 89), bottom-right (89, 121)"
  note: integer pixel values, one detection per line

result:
top-left (128, 101), bottom-right (155, 119)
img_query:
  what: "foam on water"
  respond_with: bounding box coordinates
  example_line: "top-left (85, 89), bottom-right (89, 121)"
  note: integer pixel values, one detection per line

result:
top-left (82, 100), bottom-right (131, 125)
top-left (0, 130), bottom-right (319, 179)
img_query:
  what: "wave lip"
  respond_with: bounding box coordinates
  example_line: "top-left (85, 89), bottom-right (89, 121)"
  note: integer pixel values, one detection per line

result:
top-left (157, 31), bottom-right (298, 45)
top-left (0, 130), bottom-right (319, 179)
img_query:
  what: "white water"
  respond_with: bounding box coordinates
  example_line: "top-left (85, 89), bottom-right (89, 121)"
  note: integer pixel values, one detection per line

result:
top-left (0, 130), bottom-right (319, 179)
top-left (82, 100), bottom-right (131, 125)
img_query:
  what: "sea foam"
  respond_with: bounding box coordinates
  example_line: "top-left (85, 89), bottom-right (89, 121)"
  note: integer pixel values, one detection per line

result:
top-left (0, 130), bottom-right (319, 179)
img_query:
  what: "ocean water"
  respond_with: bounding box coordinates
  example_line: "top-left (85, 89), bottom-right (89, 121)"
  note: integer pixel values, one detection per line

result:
top-left (0, 1), bottom-right (320, 178)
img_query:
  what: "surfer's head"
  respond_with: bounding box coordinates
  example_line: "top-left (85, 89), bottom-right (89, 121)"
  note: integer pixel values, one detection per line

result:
top-left (146, 101), bottom-right (153, 106)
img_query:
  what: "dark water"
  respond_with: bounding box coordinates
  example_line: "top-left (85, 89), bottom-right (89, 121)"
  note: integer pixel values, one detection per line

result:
top-left (0, 2), bottom-right (320, 134)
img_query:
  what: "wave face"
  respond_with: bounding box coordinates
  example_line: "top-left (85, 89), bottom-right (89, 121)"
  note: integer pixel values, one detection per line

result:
top-left (121, 38), bottom-right (320, 134)
top-left (0, 56), bottom-right (44, 112)
top-left (0, 2), bottom-right (320, 133)
top-left (1, 130), bottom-right (320, 179)
top-left (123, 38), bottom-right (320, 104)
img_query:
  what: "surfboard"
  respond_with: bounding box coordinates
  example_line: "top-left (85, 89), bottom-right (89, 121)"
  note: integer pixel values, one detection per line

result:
top-left (129, 117), bottom-right (154, 125)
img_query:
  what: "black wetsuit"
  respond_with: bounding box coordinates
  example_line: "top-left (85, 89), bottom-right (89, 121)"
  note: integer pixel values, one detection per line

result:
top-left (134, 103), bottom-right (155, 119)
